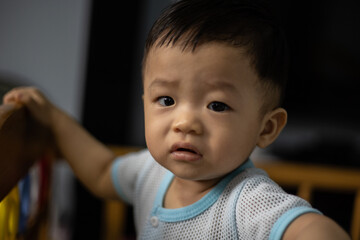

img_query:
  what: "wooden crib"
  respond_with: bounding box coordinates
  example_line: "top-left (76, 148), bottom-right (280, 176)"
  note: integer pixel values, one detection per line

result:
top-left (0, 103), bottom-right (53, 239)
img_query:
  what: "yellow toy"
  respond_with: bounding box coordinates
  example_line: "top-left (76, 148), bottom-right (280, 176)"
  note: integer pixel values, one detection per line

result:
top-left (0, 187), bottom-right (20, 240)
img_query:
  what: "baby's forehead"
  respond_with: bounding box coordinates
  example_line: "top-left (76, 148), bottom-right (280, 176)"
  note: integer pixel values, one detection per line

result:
top-left (147, 39), bottom-right (250, 58)
top-left (145, 45), bottom-right (264, 93)
top-left (144, 43), bottom-right (260, 86)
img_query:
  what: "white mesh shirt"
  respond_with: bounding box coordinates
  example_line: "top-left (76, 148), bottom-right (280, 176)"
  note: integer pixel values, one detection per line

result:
top-left (111, 149), bottom-right (320, 239)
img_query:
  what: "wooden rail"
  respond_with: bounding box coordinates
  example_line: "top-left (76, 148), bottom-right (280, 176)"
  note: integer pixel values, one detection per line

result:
top-left (0, 103), bottom-right (52, 201)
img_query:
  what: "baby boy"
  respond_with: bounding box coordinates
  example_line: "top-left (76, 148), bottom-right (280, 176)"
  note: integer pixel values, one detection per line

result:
top-left (4, 0), bottom-right (349, 239)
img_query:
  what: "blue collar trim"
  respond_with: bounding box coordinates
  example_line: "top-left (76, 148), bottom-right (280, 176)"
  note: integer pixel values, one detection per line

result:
top-left (151, 159), bottom-right (254, 222)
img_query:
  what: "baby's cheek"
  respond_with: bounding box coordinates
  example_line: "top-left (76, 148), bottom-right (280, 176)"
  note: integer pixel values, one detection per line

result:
top-left (145, 123), bottom-right (162, 154)
top-left (215, 133), bottom-right (252, 162)
top-left (146, 137), bottom-right (166, 169)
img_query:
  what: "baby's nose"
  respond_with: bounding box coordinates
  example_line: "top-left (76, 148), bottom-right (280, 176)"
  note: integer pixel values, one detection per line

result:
top-left (172, 110), bottom-right (203, 135)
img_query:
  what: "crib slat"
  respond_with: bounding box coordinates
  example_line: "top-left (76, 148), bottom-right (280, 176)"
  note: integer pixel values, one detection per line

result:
top-left (0, 103), bottom-right (52, 201)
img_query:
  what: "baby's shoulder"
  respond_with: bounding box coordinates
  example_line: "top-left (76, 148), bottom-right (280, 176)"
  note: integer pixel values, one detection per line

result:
top-left (228, 167), bottom-right (294, 203)
top-left (227, 167), bottom-right (314, 238)
top-left (227, 167), bottom-right (274, 192)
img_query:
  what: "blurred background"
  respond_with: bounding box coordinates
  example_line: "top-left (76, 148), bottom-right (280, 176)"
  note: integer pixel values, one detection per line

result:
top-left (0, 0), bottom-right (359, 239)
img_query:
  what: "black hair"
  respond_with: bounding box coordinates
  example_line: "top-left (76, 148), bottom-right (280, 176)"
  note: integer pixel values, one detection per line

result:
top-left (143, 0), bottom-right (288, 109)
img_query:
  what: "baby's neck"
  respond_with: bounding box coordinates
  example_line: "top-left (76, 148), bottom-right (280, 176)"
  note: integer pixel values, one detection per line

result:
top-left (163, 176), bottom-right (222, 209)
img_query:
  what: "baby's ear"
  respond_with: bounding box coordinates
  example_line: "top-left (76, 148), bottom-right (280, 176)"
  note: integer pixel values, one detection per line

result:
top-left (257, 108), bottom-right (287, 148)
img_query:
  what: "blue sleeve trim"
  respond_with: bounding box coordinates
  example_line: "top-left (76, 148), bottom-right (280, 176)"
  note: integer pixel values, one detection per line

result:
top-left (269, 206), bottom-right (322, 240)
top-left (111, 157), bottom-right (130, 203)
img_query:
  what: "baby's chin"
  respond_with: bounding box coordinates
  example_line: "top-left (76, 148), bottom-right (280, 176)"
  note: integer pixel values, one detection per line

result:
top-left (170, 167), bottom-right (226, 183)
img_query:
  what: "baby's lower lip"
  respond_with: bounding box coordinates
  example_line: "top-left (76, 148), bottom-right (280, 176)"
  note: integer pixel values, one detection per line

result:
top-left (171, 150), bottom-right (202, 161)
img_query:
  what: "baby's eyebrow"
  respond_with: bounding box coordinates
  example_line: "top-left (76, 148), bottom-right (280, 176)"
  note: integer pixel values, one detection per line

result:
top-left (148, 78), bottom-right (179, 90)
top-left (204, 80), bottom-right (238, 94)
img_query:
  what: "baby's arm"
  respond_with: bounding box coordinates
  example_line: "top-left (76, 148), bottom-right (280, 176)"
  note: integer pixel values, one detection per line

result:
top-left (3, 87), bottom-right (119, 199)
top-left (283, 213), bottom-right (350, 240)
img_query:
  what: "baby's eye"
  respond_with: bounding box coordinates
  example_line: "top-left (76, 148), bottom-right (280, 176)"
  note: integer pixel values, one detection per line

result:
top-left (157, 96), bottom-right (175, 106)
top-left (207, 101), bottom-right (230, 112)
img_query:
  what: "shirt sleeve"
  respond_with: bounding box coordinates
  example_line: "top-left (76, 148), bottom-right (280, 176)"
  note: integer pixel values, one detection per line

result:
top-left (269, 206), bottom-right (321, 240)
top-left (111, 149), bottom-right (152, 204)
top-left (235, 170), bottom-right (321, 240)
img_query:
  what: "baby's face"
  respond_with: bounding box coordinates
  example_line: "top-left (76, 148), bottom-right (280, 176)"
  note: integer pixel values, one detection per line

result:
top-left (143, 42), bottom-right (266, 182)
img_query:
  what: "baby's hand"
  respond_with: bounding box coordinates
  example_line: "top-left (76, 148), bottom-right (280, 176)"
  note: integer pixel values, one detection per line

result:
top-left (3, 87), bottom-right (59, 128)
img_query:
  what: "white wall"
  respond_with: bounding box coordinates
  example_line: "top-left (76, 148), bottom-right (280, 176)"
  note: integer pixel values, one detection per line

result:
top-left (0, 0), bottom-right (91, 120)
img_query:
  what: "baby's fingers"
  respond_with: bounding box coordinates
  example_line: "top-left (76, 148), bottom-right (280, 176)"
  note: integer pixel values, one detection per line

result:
top-left (2, 87), bottom-right (54, 126)
top-left (3, 87), bottom-right (41, 105)
top-left (3, 88), bottom-right (24, 104)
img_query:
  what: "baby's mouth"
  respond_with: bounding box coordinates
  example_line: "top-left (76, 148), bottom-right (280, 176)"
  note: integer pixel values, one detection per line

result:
top-left (171, 143), bottom-right (201, 154)
top-left (170, 143), bottom-right (202, 161)
top-left (177, 148), bottom-right (197, 154)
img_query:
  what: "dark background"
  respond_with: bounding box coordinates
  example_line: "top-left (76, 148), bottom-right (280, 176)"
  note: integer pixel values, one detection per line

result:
top-left (73, 1), bottom-right (142, 239)
top-left (270, 1), bottom-right (360, 168)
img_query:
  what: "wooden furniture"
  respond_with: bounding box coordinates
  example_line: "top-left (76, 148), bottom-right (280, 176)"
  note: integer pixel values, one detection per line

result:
top-left (0, 103), bottom-right (52, 201)
top-left (0, 103), bottom-right (53, 239)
